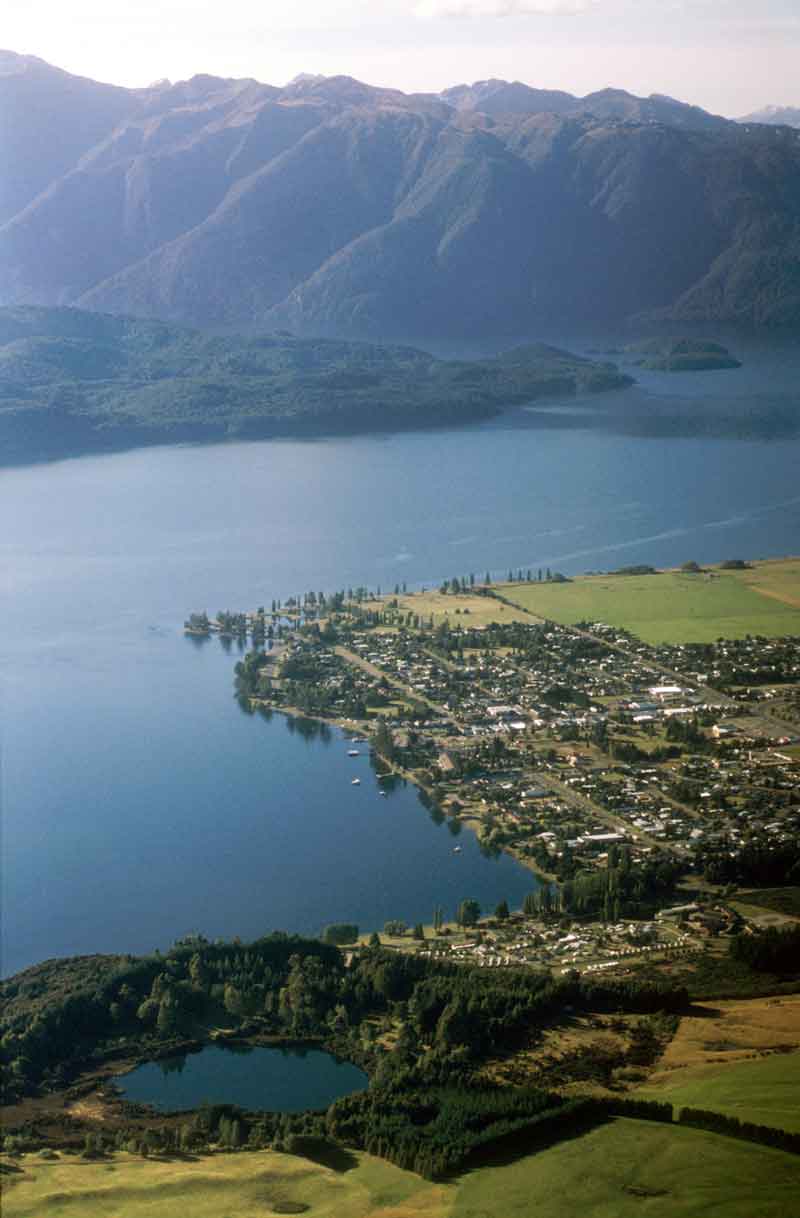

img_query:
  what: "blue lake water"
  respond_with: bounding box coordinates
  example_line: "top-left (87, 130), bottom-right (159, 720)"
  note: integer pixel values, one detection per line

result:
top-left (115, 1044), bottom-right (368, 1112)
top-left (2, 334), bottom-right (800, 975)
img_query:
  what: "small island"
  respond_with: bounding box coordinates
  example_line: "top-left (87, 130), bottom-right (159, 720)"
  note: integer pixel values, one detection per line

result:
top-left (625, 337), bottom-right (741, 371)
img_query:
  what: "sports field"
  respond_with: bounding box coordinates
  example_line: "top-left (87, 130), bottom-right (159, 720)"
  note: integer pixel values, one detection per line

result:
top-left (497, 558), bottom-right (800, 643)
top-left (4, 1120), bottom-right (800, 1218)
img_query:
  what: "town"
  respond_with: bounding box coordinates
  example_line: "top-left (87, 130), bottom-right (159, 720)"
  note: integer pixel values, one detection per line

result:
top-left (185, 563), bottom-right (800, 978)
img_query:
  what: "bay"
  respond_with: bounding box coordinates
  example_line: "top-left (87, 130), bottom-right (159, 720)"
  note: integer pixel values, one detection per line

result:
top-left (2, 335), bottom-right (799, 976)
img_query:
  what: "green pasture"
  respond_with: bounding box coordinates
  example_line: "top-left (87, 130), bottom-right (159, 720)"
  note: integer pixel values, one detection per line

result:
top-left (741, 558), bottom-right (800, 609)
top-left (497, 560), bottom-right (800, 643)
top-left (455, 1118), bottom-right (800, 1218)
top-left (5, 1119), bottom-right (800, 1218)
top-left (636, 1050), bottom-right (800, 1132)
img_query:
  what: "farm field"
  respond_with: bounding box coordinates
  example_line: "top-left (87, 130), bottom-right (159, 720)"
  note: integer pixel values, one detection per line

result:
top-left (637, 994), bottom-right (800, 1131)
top-left (0, 1148), bottom-right (451, 1218)
top-left (394, 590), bottom-right (534, 627)
top-left (740, 557), bottom-right (800, 609)
top-left (638, 1051), bottom-right (800, 1132)
top-left (454, 1119), bottom-right (800, 1218)
top-left (496, 558), bottom-right (800, 643)
top-left (5, 1121), bottom-right (799, 1218)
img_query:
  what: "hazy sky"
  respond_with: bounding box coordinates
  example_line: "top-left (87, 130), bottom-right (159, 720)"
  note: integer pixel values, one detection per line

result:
top-left (4, 0), bottom-right (798, 115)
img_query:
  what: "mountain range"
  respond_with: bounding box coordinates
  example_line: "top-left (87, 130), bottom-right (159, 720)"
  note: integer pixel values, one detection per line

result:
top-left (2, 51), bottom-right (799, 336)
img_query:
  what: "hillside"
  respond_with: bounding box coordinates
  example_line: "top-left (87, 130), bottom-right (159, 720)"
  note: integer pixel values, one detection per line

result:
top-left (0, 306), bottom-right (631, 463)
top-left (1, 53), bottom-right (799, 335)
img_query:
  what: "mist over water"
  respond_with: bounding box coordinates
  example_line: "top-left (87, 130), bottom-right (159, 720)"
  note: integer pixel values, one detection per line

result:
top-left (2, 338), bottom-right (799, 975)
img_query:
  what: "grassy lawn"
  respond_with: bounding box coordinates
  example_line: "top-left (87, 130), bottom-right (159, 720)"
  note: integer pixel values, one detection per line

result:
top-left (454, 1119), bottom-right (800, 1218)
top-left (0, 1149), bottom-right (451, 1218)
top-left (495, 558), bottom-right (800, 643)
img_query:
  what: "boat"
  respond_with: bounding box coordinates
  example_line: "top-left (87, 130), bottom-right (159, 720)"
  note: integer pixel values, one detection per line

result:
top-left (351, 778), bottom-right (361, 786)
top-left (452, 845), bottom-right (462, 853)
top-left (348, 749), bottom-right (360, 757)
top-left (378, 790), bottom-right (387, 797)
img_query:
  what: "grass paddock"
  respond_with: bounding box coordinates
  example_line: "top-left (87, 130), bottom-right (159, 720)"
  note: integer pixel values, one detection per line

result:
top-left (454, 1118), bottom-right (800, 1218)
top-left (5, 1118), bottom-right (800, 1218)
top-left (496, 558), bottom-right (800, 643)
top-left (636, 993), bottom-right (800, 1131)
top-left (0, 1149), bottom-right (449, 1218)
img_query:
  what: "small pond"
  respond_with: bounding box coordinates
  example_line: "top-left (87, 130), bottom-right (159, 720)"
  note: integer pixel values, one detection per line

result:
top-left (115, 1043), bottom-right (368, 1112)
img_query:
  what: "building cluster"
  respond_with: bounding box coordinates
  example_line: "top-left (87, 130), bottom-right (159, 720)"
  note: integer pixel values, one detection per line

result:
top-left (238, 599), bottom-right (799, 958)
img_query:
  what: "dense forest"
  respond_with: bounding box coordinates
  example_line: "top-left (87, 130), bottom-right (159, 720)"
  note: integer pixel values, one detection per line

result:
top-left (0, 306), bottom-right (631, 463)
top-left (1, 934), bottom-right (688, 1174)
top-left (5, 926), bottom-right (800, 1173)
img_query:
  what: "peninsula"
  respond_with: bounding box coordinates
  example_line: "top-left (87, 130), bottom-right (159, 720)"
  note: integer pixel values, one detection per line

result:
top-left (0, 306), bottom-right (632, 464)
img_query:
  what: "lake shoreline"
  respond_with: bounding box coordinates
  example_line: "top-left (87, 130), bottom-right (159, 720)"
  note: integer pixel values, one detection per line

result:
top-left (250, 701), bottom-right (556, 888)
top-left (0, 374), bottom-right (641, 471)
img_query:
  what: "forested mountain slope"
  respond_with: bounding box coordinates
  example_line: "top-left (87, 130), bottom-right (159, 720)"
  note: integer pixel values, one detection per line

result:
top-left (2, 53), bottom-right (799, 335)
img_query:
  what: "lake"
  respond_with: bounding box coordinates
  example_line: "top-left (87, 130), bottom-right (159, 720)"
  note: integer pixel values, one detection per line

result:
top-left (115, 1043), bottom-right (368, 1112)
top-left (2, 334), bottom-right (799, 976)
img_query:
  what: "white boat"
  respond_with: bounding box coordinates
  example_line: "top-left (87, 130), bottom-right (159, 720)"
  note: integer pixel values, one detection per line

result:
top-left (378, 790), bottom-right (387, 796)
top-left (351, 778), bottom-right (361, 786)
top-left (452, 845), bottom-right (462, 853)
top-left (348, 749), bottom-right (360, 757)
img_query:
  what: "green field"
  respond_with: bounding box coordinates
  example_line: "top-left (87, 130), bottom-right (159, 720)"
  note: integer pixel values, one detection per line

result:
top-left (497, 559), bottom-right (800, 643)
top-left (454, 1119), bottom-right (800, 1218)
top-left (637, 1050), bottom-right (800, 1132)
top-left (5, 1120), bottom-right (800, 1218)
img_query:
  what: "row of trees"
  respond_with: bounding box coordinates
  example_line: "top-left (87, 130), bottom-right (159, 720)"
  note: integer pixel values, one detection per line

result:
top-left (327, 1084), bottom-right (571, 1178)
top-left (679, 1107), bottom-right (800, 1155)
